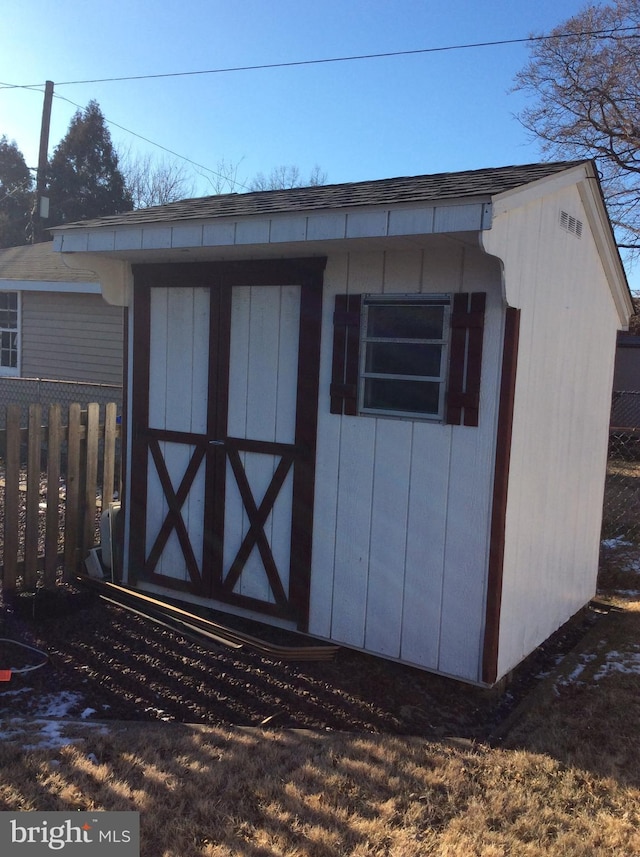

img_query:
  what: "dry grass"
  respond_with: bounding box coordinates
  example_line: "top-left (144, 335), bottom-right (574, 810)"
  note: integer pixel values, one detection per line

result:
top-left (1, 549), bottom-right (640, 855)
top-left (0, 715), bottom-right (639, 856)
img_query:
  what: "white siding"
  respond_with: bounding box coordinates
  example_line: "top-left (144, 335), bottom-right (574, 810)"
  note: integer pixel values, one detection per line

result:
top-left (483, 182), bottom-right (622, 680)
top-left (309, 243), bottom-right (504, 682)
top-left (21, 291), bottom-right (123, 385)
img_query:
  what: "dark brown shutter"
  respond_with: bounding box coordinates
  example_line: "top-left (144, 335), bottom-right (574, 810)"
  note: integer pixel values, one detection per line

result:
top-left (330, 294), bottom-right (362, 416)
top-left (445, 292), bottom-right (486, 427)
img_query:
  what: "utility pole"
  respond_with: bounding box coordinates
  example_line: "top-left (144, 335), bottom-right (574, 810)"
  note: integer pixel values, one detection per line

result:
top-left (32, 80), bottom-right (53, 243)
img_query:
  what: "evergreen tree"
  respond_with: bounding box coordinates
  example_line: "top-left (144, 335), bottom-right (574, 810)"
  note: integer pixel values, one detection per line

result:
top-left (0, 136), bottom-right (33, 247)
top-left (47, 100), bottom-right (133, 225)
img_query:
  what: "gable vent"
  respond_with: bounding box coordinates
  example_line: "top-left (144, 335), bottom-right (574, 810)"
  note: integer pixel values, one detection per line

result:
top-left (560, 210), bottom-right (583, 238)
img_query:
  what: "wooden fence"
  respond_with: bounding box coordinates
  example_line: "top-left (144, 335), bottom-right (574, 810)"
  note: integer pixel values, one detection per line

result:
top-left (1, 402), bottom-right (121, 596)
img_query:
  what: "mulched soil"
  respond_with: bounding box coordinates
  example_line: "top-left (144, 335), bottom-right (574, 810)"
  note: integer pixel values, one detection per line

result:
top-left (0, 582), bottom-right (605, 740)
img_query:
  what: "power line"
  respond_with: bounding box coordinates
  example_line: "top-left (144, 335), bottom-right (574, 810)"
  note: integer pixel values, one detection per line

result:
top-left (0, 85), bottom-right (251, 191)
top-left (50, 91), bottom-right (251, 191)
top-left (1, 26), bottom-right (638, 90)
top-left (0, 178), bottom-right (34, 206)
top-left (2, 25), bottom-right (638, 195)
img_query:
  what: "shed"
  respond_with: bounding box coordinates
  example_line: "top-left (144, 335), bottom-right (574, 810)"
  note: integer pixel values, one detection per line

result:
top-left (51, 160), bottom-right (632, 685)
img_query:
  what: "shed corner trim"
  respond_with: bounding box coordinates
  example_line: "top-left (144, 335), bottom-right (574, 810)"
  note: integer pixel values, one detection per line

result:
top-left (482, 305), bottom-right (521, 685)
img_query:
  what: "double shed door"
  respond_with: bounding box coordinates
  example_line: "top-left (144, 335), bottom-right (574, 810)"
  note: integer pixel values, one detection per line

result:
top-left (129, 260), bottom-right (324, 629)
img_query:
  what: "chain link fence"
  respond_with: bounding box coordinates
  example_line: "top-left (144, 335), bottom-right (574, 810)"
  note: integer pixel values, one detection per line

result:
top-left (0, 378), bottom-right (122, 429)
top-left (603, 391), bottom-right (640, 545)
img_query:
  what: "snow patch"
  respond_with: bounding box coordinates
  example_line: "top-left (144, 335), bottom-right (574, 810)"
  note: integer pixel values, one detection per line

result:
top-left (555, 644), bottom-right (640, 692)
top-left (602, 538), bottom-right (633, 549)
top-left (36, 691), bottom-right (84, 718)
top-left (0, 718), bottom-right (107, 750)
top-left (555, 653), bottom-right (597, 690)
top-left (594, 648), bottom-right (640, 680)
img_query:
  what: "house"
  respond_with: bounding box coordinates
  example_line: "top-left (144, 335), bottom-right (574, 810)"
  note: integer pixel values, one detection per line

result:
top-left (50, 160), bottom-right (632, 685)
top-left (0, 242), bottom-right (124, 420)
top-left (611, 332), bottom-right (640, 427)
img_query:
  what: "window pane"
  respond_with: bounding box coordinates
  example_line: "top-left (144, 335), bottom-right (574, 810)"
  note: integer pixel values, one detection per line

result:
top-left (365, 342), bottom-right (442, 377)
top-left (364, 378), bottom-right (440, 415)
top-left (0, 292), bottom-right (18, 328)
top-left (367, 304), bottom-right (444, 340)
top-left (0, 331), bottom-right (17, 368)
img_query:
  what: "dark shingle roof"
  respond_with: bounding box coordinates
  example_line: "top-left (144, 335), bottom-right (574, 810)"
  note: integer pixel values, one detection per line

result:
top-left (51, 161), bottom-right (586, 231)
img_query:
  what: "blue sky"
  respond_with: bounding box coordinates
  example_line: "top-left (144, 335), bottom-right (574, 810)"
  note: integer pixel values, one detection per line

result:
top-left (2, 0), bottom-right (603, 191)
top-left (4, 0), bottom-right (634, 286)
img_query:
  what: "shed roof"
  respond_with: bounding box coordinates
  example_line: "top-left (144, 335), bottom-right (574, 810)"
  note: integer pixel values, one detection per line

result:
top-left (50, 161), bottom-right (584, 231)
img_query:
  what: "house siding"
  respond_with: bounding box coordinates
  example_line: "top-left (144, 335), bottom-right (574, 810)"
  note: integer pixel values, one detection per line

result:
top-left (613, 336), bottom-right (640, 394)
top-left (21, 291), bottom-right (124, 385)
top-left (308, 243), bottom-right (504, 683)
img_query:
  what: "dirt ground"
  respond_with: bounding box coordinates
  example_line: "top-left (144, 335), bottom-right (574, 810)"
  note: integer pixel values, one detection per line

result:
top-left (0, 581), bottom-right (604, 740)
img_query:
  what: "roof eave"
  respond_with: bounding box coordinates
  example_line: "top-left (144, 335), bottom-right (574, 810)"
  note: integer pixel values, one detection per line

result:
top-left (51, 196), bottom-right (494, 257)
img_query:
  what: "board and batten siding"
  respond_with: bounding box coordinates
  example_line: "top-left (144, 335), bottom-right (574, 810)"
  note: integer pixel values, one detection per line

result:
top-left (146, 286), bottom-right (210, 583)
top-left (483, 181), bottom-right (622, 680)
top-left (21, 291), bottom-right (124, 385)
top-left (224, 284), bottom-right (301, 603)
top-left (308, 244), bottom-right (505, 683)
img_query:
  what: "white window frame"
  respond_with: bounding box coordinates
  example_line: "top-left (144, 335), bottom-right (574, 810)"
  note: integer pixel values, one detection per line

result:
top-left (358, 293), bottom-right (451, 421)
top-left (0, 290), bottom-right (20, 377)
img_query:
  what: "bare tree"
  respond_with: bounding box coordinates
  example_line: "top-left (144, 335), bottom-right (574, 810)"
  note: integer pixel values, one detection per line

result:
top-left (514, 0), bottom-right (640, 253)
top-left (121, 151), bottom-right (197, 208)
top-left (197, 157), bottom-right (246, 195)
top-left (249, 164), bottom-right (327, 191)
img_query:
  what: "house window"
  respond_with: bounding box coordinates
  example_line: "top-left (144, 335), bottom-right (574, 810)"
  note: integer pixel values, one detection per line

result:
top-left (0, 291), bottom-right (19, 375)
top-left (359, 295), bottom-right (450, 419)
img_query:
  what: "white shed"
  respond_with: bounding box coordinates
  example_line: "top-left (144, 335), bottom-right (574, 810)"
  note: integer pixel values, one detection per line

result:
top-left (52, 160), bottom-right (632, 685)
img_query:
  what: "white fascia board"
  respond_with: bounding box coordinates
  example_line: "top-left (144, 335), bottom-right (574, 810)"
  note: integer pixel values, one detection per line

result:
top-left (489, 162), bottom-right (589, 216)
top-left (577, 174), bottom-right (634, 327)
top-left (0, 278), bottom-right (101, 294)
top-left (52, 199), bottom-right (491, 256)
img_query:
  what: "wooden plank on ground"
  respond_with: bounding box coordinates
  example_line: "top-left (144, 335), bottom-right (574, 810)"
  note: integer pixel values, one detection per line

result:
top-left (44, 404), bottom-right (62, 589)
top-left (2, 405), bottom-right (21, 594)
top-left (24, 404), bottom-right (42, 589)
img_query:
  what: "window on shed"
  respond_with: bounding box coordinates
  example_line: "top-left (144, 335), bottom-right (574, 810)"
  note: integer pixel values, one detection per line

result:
top-left (360, 295), bottom-right (450, 419)
top-left (0, 291), bottom-right (18, 374)
top-left (330, 291), bottom-right (486, 426)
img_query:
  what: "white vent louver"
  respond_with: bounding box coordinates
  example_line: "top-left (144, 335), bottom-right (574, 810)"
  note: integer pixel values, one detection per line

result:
top-left (560, 210), bottom-right (583, 238)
